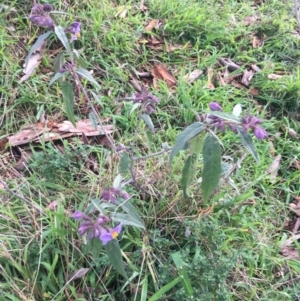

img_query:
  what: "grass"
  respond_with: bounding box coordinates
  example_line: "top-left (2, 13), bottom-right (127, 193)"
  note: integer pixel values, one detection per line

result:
top-left (1, 0), bottom-right (300, 300)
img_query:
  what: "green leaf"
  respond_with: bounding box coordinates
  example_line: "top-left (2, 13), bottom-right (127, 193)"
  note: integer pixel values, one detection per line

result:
top-left (171, 252), bottom-right (193, 296)
top-left (111, 212), bottom-right (145, 229)
top-left (88, 112), bottom-right (98, 130)
top-left (76, 68), bottom-right (101, 89)
top-left (49, 72), bottom-right (64, 86)
top-left (170, 122), bottom-right (204, 164)
top-left (201, 134), bottom-right (222, 202)
top-left (25, 31), bottom-right (52, 70)
top-left (105, 239), bottom-right (128, 279)
top-left (141, 114), bottom-right (154, 132)
top-left (209, 111), bottom-right (240, 123)
top-left (120, 151), bottom-right (130, 174)
top-left (61, 81), bottom-right (76, 127)
top-left (148, 276), bottom-right (182, 301)
top-left (140, 277), bottom-right (148, 301)
top-left (189, 132), bottom-right (205, 155)
top-left (73, 49), bottom-right (88, 69)
top-left (54, 26), bottom-right (72, 56)
top-left (237, 127), bottom-right (260, 163)
top-left (180, 154), bottom-right (197, 199)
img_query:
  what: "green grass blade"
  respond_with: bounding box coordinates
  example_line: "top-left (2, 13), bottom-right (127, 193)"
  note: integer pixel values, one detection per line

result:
top-left (148, 276), bottom-right (182, 301)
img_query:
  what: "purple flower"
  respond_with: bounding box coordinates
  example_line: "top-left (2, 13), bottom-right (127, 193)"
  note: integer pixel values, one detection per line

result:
top-left (254, 126), bottom-right (268, 139)
top-left (101, 187), bottom-right (130, 203)
top-left (29, 4), bottom-right (54, 28)
top-left (133, 86), bottom-right (159, 114)
top-left (209, 102), bottom-right (222, 111)
top-left (100, 223), bottom-right (123, 245)
top-left (73, 211), bottom-right (91, 220)
top-left (241, 116), bottom-right (262, 131)
top-left (65, 22), bottom-right (81, 42)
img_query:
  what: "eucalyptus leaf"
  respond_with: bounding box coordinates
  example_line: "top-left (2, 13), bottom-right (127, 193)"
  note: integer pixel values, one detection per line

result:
top-left (170, 122), bottom-right (204, 164)
top-left (201, 134), bottom-right (222, 202)
top-left (105, 240), bottom-right (128, 279)
top-left (237, 127), bottom-right (260, 163)
top-left (76, 68), bottom-right (101, 89)
top-left (61, 81), bottom-right (75, 127)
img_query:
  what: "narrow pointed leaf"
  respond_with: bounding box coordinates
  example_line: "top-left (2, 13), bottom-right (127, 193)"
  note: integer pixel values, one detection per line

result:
top-left (49, 72), bottom-right (64, 86)
top-left (61, 81), bottom-right (76, 127)
top-left (201, 134), bottom-right (222, 202)
top-left (54, 26), bottom-right (72, 56)
top-left (180, 154), bottom-right (197, 198)
top-left (170, 122), bottom-right (204, 163)
top-left (105, 240), bottom-right (128, 279)
top-left (171, 252), bottom-right (193, 296)
top-left (209, 111), bottom-right (240, 122)
top-left (120, 151), bottom-right (130, 174)
top-left (189, 132), bottom-right (205, 155)
top-left (148, 276), bottom-right (182, 301)
top-left (141, 114), bottom-right (154, 132)
top-left (25, 31), bottom-right (52, 70)
top-left (237, 127), bottom-right (260, 163)
top-left (76, 68), bottom-right (101, 89)
top-left (88, 112), bottom-right (98, 130)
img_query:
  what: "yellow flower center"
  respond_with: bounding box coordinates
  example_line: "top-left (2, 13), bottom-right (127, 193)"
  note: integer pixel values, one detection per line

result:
top-left (111, 231), bottom-right (118, 239)
top-left (76, 33), bottom-right (81, 38)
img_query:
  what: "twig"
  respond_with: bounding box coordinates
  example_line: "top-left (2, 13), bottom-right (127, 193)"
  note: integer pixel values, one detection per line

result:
top-left (294, 0), bottom-right (300, 33)
top-left (0, 179), bottom-right (44, 213)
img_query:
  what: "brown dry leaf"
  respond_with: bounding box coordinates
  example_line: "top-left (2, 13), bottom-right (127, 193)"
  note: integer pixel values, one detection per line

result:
top-left (244, 15), bottom-right (259, 26)
top-left (251, 64), bottom-right (262, 72)
top-left (248, 88), bottom-right (260, 95)
top-left (68, 268), bottom-right (90, 281)
top-left (268, 73), bottom-right (283, 80)
top-left (268, 141), bottom-right (276, 157)
top-left (241, 69), bottom-right (255, 86)
top-left (290, 203), bottom-right (300, 216)
top-left (114, 5), bottom-right (129, 18)
top-left (219, 58), bottom-right (240, 72)
top-left (19, 52), bottom-right (43, 83)
top-left (151, 62), bottom-right (177, 88)
top-left (285, 127), bottom-right (298, 138)
top-left (205, 67), bottom-right (215, 89)
top-left (0, 137), bottom-right (9, 152)
top-left (292, 160), bottom-right (300, 170)
top-left (166, 42), bottom-right (192, 52)
top-left (145, 19), bottom-right (161, 31)
top-left (47, 201), bottom-right (58, 210)
top-left (279, 247), bottom-right (299, 260)
top-left (252, 35), bottom-right (264, 48)
top-left (183, 69), bottom-right (203, 83)
top-left (231, 80), bottom-right (245, 89)
top-left (8, 119), bottom-right (114, 147)
top-left (266, 155), bottom-right (281, 182)
top-left (217, 70), bottom-right (227, 86)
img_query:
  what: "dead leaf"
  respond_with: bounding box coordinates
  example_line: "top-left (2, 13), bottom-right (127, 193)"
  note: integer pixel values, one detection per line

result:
top-left (47, 201), bottom-right (58, 210)
top-left (251, 64), bottom-right (262, 72)
top-left (145, 19), bottom-right (161, 31)
top-left (266, 155), bottom-right (281, 182)
top-left (292, 160), bottom-right (300, 170)
top-left (183, 69), bottom-right (203, 83)
top-left (8, 119), bottom-right (114, 146)
top-left (114, 6), bottom-right (129, 18)
top-left (279, 247), bottom-right (299, 260)
top-left (150, 62), bottom-right (177, 88)
top-left (219, 58), bottom-right (240, 72)
top-left (290, 203), bottom-right (300, 216)
top-left (252, 35), bottom-right (264, 48)
top-left (68, 268), bottom-right (90, 281)
top-left (248, 88), bottom-right (260, 95)
top-left (241, 69), bottom-right (255, 86)
top-left (268, 74), bottom-right (283, 80)
top-left (166, 42), bottom-right (191, 52)
top-left (0, 137), bottom-right (9, 152)
top-left (19, 52), bottom-right (42, 83)
top-left (286, 127), bottom-right (298, 138)
top-left (205, 67), bottom-right (215, 89)
top-left (231, 80), bottom-right (245, 89)
top-left (244, 15), bottom-right (259, 26)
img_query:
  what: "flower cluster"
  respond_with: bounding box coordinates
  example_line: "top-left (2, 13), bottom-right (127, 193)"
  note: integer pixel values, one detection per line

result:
top-left (101, 186), bottom-right (130, 203)
top-left (73, 211), bottom-right (123, 245)
top-left (208, 102), bottom-right (268, 139)
top-left (133, 86), bottom-right (159, 114)
top-left (29, 3), bottom-right (54, 28)
top-left (28, 4), bottom-right (81, 43)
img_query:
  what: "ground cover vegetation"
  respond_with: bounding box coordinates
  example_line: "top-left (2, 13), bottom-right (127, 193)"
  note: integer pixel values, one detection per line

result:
top-left (1, 0), bottom-right (300, 300)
